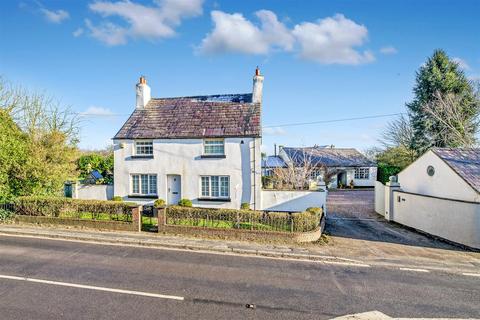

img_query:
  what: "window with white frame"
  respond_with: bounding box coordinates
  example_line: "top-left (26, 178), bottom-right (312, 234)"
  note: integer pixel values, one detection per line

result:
top-left (200, 176), bottom-right (229, 198)
top-left (354, 168), bottom-right (370, 180)
top-left (131, 174), bottom-right (157, 195)
top-left (135, 141), bottom-right (153, 156)
top-left (203, 139), bottom-right (224, 155)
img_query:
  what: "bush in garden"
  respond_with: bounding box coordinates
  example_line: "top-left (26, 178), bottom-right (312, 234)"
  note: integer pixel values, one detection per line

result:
top-left (154, 199), bottom-right (166, 208)
top-left (0, 209), bottom-right (14, 221)
top-left (305, 207), bottom-right (322, 216)
top-left (240, 203), bottom-right (250, 210)
top-left (112, 196), bottom-right (123, 202)
top-left (177, 199), bottom-right (192, 207)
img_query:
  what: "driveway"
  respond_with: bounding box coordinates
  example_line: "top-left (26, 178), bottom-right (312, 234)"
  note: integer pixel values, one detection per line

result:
top-left (324, 190), bottom-right (477, 256)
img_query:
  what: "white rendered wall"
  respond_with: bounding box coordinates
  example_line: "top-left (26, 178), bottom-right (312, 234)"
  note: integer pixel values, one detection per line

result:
top-left (398, 151), bottom-right (480, 202)
top-left (374, 181), bottom-right (386, 215)
top-left (393, 191), bottom-right (480, 249)
top-left (352, 167), bottom-right (377, 187)
top-left (114, 137), bottom-right (261, 209)
top-left (261, 190), bottom-right (327, 213)
top-left (75, 184), bottom-right (114, 201)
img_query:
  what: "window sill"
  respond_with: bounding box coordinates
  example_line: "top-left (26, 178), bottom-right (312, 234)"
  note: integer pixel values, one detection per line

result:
top-left (200, 155), bottom-right (226, 159)
top-left (197, 197), bottom-right (231, 202)
top-left (128, 195), bottom-right (158, 199)
top-left (131, 155), bottom-right (154, 159)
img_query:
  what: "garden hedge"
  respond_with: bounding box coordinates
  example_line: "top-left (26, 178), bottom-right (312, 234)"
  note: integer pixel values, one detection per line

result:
top-left (15, 196), bottom-right (137, 218)
top-left (165, 206), bottom-right (322, 233)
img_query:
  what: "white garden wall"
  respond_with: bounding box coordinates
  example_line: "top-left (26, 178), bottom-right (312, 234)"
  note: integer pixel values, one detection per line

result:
top-left (261, 190), bottom-right (327, 213)
top-left (374, 181), bottom-right (385, 216)
top-left (393, 191), bottom-right (480, 249)
top-left (75, 184), bottom-right (114, 201)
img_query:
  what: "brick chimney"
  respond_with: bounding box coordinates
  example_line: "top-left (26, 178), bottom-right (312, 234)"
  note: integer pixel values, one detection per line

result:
top-left (252, 67), bottom-right (264, 104)
top-left (136, 76), bottom-right (151, 109)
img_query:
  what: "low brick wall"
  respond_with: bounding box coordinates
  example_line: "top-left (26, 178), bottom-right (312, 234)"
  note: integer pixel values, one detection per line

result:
top-left (15, 215), bottom-right (137, 232)
top-left (157, 209), bottom-right (324, 243)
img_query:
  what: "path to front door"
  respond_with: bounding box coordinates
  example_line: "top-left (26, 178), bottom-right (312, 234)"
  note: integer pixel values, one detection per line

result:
top-left (167, 175), bottom-right (181, 205)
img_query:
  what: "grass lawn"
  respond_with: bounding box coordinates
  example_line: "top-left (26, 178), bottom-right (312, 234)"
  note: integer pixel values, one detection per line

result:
top-left (142, 216), bottom-right (158, 229)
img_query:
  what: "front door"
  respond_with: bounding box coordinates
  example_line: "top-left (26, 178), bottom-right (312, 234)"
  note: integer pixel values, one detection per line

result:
top-left (167, 175), bottom-right (181, 205)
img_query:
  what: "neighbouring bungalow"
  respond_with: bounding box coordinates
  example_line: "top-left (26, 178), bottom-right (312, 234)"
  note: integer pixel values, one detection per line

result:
top-left (264, 146), bottom-right (377, 189)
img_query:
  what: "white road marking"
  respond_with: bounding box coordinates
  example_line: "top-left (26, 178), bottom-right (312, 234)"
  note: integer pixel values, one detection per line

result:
top-left (462, 272), bottom-right (480, 277)
top-left (322, 261), bottom-right (371, 268)
top-left (399, 267), bottom-right (429, 273)
top-left (0, 274), bottom-right (184, 301)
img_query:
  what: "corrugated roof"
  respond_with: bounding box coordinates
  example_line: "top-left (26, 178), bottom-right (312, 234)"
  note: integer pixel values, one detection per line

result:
top-left (282, 147), bottom-right (376, 167)
top-left (433, 148), bottom-right (480, 194)
top-left (113, 93), bottom-right (260, 139)
top-left (262, 156), bottom-right (287, 168)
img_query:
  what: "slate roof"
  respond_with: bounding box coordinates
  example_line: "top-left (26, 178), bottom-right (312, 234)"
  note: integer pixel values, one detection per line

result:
top-left (262, 156), bottom-right (287, 168)
top-left (113, 93), bottom-right (260, 139)
top-left (432, 148), bottom-right (480, 194)
top-left (282, 147), bottom-right (376, 167)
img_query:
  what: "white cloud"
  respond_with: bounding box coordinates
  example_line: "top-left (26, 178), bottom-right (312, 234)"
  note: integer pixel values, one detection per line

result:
top-left (199, 11), bottom-right (374, 65)
top-left (41, 8), bottom-right (70, 23)
top-left (380, 46), bottom-right (397, 55)
top-left (292, 14), bottom-right (374, 65)
top-left (85, 19), bottom-right (128, 46)
top-left (198, 10), bottom-right (294, 55)
top-left (80, 106), bottom-right (115, 116)
top-left (263, 127), bottom-right (287, 136)
top-left (73, 28), bottom-right (84, 37)
top-left (85, 0), bottom-right (203, 45)
top-left (452, 57), bottom-right (470, 70)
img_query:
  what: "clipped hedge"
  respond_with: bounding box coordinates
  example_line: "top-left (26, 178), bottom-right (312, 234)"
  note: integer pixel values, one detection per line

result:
top-left (165, 206), bottom-right (322, 233)
top-left (15, 196), bottom-right (137, 218)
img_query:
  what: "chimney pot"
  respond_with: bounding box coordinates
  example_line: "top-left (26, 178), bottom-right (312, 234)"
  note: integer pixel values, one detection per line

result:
top-left (136, 75), bottom-right (151, 109)
top-left (252, 67), bottom-right (264, 104)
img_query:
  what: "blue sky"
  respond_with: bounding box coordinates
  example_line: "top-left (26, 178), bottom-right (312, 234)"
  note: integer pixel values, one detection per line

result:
top-left (1, 0), bottom-right (479, 154)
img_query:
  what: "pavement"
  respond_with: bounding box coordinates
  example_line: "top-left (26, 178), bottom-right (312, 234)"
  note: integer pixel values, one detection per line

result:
top-left (0, 234), bottom-right (479, 319)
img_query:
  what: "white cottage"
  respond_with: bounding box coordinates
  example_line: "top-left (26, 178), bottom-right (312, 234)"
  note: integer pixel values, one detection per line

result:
top-left (113, 69), bottom-right (263, 209)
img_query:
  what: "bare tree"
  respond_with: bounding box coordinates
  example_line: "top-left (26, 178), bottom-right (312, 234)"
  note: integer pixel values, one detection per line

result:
top-left (0, 77), bottom-right (79, 145)
top-left (423, 90), bottom-right (480, 148)
top-left (380, 114), bottom-right (415, 150)
top-left (272, 148), bottom-right (321, 190)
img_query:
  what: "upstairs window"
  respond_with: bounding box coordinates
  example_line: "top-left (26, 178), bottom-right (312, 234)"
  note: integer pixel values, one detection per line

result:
top-left (204, 139), bottom-right (224, 155)
top-left (354, 168), bottom-right (370, 180)
top-left (135, 141), bottom-right (153, 156)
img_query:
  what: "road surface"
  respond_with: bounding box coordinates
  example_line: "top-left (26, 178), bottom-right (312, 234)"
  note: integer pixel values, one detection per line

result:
top-left (0, 235), bottom-right (478, 319)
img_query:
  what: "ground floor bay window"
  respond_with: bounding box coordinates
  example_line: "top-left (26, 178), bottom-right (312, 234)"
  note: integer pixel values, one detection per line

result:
top-left (200, 176), bottom-right (230, 199)
top-left (131, 174), bottom-right (157, 196)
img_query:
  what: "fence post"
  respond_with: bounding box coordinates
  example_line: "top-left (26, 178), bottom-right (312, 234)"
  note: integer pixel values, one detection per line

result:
top-left (385, 176), bottom-right (401, 221)
top-left (290, 213), bottom-right (294, 233)
top-left (157, 207), bottom-right (166, 233)
top-left (132, 206), bottom-right (142, 232)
